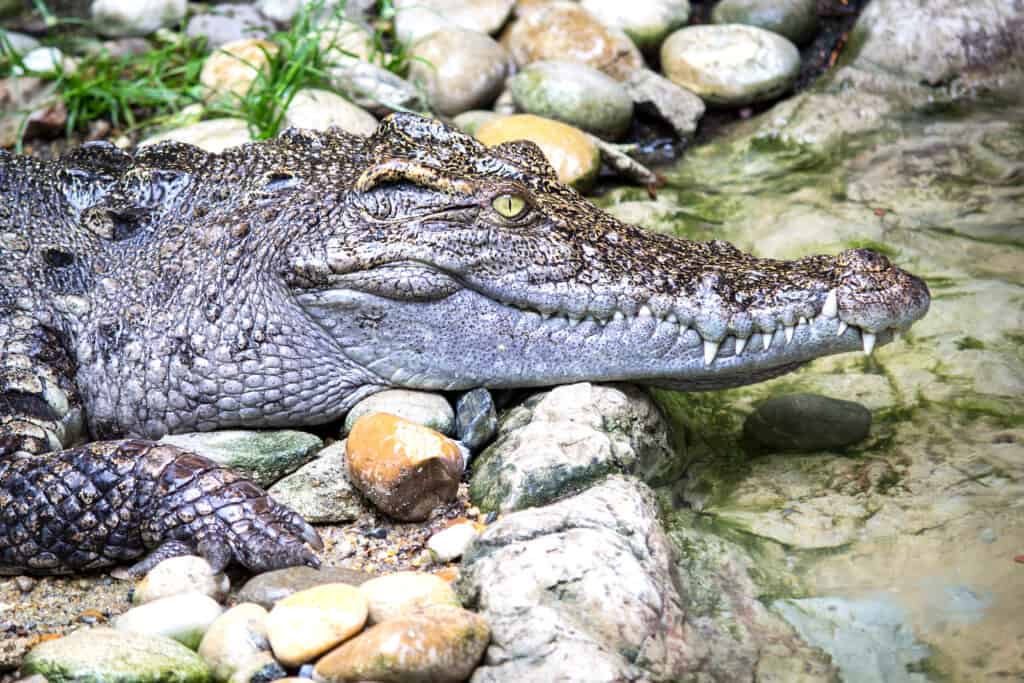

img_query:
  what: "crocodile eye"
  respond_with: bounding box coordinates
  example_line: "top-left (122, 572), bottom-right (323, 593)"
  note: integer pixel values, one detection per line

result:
top-left (492, 194), bottom-right (527, 219)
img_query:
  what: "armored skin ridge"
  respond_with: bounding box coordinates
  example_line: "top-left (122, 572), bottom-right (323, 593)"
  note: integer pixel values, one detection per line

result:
top-left (0, 113), bottom-right (930, 575)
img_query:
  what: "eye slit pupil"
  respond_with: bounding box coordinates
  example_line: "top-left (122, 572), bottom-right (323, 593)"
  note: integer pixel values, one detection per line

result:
top-left (494, 193), bottom-right (525, 218)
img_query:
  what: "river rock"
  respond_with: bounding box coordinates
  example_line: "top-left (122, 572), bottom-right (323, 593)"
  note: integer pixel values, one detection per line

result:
top-left (661, 24), bottom-right (800, 106)
top-left (470, 383), bottom-right (675, 512)
top-left (462, 475), bottom-right (689, 681)
top-left (502, 2), bottom-right (644, 81)
top-left (318, 19), bottom-right (377, 65)
top-left (14, 47), bottom-right (74, 76)
top-left (200, 38), bottom-right (277, 100)
top-left (742, 393), bottom-right (872, 453)
top-left (133, 555), bottom-right (230, 605)
top-left (622, 67), bottom-right (704, 137)
top-left (2, 32), bottom-right (39, 56)
top-left (313, 604), bottom-right (489, 683)
top-left (428, 521), bottom-right (479, 562)
top-left (138, 118), bottom-right (252, 153)
top-left (712, 0), bottom-right (819, 45)
top-left (160, 429), bottom-right (322, 487)
top-left (346, 413), bottom-right (464, 521)
top-left (267, 583), bottom-right (368, 667)
top-left (394, 0), bottom-right (515, 44)
top-left (236, 565), bottom-right (377, 609)
top-left (344, 389), bottom-right (455, 437)
top-left (328, 61), bottom-right (426, 116)
top-left (509, 60), bottom-right (634, 140)
top-left (360, 571), bottom-right (460, 624)
top-left (453, 110), bottom-right (505, 136)
top-left (407, 28), bottom-right (509, 117)
top-left (268, 441), bottom-right (367, 524)
top-left (91, 0), bottom-right (186, 37)
top-left (475, 114), bottom-right (601, 190)
top-left (455, 388), bottom-right (498, 452)
top-left (23, 628), bottom-right (211, 683)
top-left (198, 603), bottom-right (284, 683)
top-left (283, 89), bottom-right (378, 135)
top-left (256, 0), bottom-right (346, 24)
top-left (579, 0), bottom-right (690, 51)
top-left (114, 593), bottom-right (224, 649)
top-left (185, 4), bottom-right (273, 50)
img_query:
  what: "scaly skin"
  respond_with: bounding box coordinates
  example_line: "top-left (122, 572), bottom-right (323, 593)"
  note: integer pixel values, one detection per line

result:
top-left (0, 113), bottom-right (929, 574)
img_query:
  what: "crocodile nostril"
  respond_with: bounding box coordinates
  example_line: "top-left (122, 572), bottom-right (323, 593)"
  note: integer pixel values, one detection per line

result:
top-left (839, 248), bottom-right (892, 272)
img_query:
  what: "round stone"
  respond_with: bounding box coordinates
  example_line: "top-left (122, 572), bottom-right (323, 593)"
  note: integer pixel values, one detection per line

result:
top-left (346, 413), bottom-right (465, 522)
top-left (452, 110), bottom-right (505, 137)
top-left (284, 89), bottom-right (378, 136)
top-left (113, 592), bottom-right (224, 649)
top-left (660, 24), bottom-right (800, 106)
top-left (237, 565), bottom-right (376, 609)
top-left (428, 522), bottom-right (480, 562)
top-left (394, 0), bottom-right (515, 44)
top-left (266, 583), bottom-right (369, 667)
top-left (185, 4), bottom-right (273, 50)
top-left (138, 118), bottom-right (252, 154)
top-left (742, 393), bottom-right (873, 453)
top-left (90, 0), bottom-right (186, 37)
top-left (359, 571), bottom-right (460, 624)
top-left (344, 389), bottom-right (455, 436)
top-left (475, 114), bottom-right (601, 191)
top-left (200, 38), bottom-right (278, 100)
top-left (712, 0), bottom-right (819, 46)
top-left (454, 387), bottom-right (498, 452)
top-left (509, 60), bottom-right (634, 140)
top-left (199, 603), bottom-right (285, 683)
top-left (579, 0), bottom-right (691, 51)
top-left (133, 555), bottom-right (230, 605)
top-left (407, 28), bottom-right (509, 117)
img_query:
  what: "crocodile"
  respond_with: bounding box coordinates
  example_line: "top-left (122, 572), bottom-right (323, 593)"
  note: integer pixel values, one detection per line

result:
top-left (0, 113), bottom-right (929, 575)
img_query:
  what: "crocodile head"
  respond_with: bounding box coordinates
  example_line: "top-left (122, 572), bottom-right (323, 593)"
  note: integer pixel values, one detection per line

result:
top-left (289, 113), bottom-right (930, 393)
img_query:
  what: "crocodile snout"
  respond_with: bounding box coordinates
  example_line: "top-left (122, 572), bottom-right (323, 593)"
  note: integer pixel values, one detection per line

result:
top-left (834, 248), bottom-right (930, 340)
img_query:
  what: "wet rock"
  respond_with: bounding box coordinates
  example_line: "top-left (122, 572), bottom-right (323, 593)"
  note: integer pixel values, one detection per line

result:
top-left (268, 441), bottom-right (367, 524)
top-left (266, 583), bottom-right (368, 667)
top-left (579, 0), bottom-right (690, 51)
top-left (133, 556), bottom-right (230, 605)
top-left (346, 413), bottom-right (465, 521)
top-left (743, 393), bottom-right (872, 453)
top-left (470, 383), bottom-right (674, 512)
top-left (509, 60), bottom-right (634, 140)
top-left (185, 4), bottom-right (273, 50)
top-left (407, 28), bottom-right (509, 117)
top-left (462, 476), bottom-right (688, 681)
top-left (455, 388), bottom-right (498, 452)
top-left (344, 389), bottom-right (455, 437)
top-left (23, 628), bottom-right (211, 683)
top-left (328, 61), bottom-right (426, 116)
top-left (622, 67), bottom-right (704, 137)
top-left (198, 603), bottom-right (284, 683)
top-left (283, 89), bottom-right (378, 135)
top-left (313, 604), bottom-right (489, 683)
top-left (661, 24), bottom-right (800, 106)
top-left (428, 522), bottom-right (479, 562)
top-left (138, 118), bottom-right (252, 153)
top-left (359, 571), bottom-right (460, 624)
top-left (502, 2), bottom-right (644, 80)
top-left (1, 32), bottom-right (40, 56)
top-left (160, 430), bottom-right (322, 487)
top-left (91, 0), bottom-right (186, 37)
top-left (394, 0), bottom-right (515, 44)
top-left (114, 593), bottom-right (224, 649)
top-left (475, 114), bottom-right (601, 191)
top-left (200, 38), bottom-right (278, 100)
top-left (237, 565), bottom-right (376, 609)
top-left (712, 0), bottom-right (819, 46)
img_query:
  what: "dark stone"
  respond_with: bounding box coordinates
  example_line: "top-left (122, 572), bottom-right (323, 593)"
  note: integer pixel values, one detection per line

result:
top-left (455, 388), bottom-right (498, 452)
top-left (235, 565), bottom-right (377, 609)
top-left (743, 393), bottom-right (871, 453)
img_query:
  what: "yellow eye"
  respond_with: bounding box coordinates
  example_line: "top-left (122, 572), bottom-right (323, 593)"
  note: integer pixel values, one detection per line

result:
top-left (492, 194), bottom-right (527, 219)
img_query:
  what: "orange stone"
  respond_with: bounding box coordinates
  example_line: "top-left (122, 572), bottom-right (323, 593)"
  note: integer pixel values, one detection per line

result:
top-left (346, 413), bottom-right (465, 521)
top-left (476, 114), bottom-right (600, 190)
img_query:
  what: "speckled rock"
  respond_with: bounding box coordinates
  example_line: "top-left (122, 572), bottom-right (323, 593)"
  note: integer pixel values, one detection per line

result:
top-left (268, 441), bottom-right (367, 524)
top-left (267, 583), bottom-right (368, 667)
top-left (346, 413), bottom-right (465, 522)
top-left (428, 522), bottom-right (479, 562)
top-left (502, 2), bottom-right (644, 81)
top-left (475, 114), bottom-right (601, 190)
top-left (114, 593), bottom-right (224, 649)
top-left (661, 24), bottom-right (800, 106)
top-left (198, 603), bottom-right (284, 683)
top-left (160, 430), bottom-right (322, 487)
top-left (284, 89), bottom-right (378, 135)
top-left (185, 4), bottom-right (273, 50)
top-left (91, 0), bottom-right (186, 37)
top-left (344, 389), bottom-right (455, 436)
top-left (509, 60), bottom-right (634, 139)
top-left (199, 38), bottom-right (277, 100)
top-left (712, 0), bottom-right (819, 45)
top-left (455, 388), bottom-right (498, 452)
top-left (313, 604), bottom-right (489, 683)
top-left (394, 0), bottom-right (515, 44)
top-left (138, 118), bottom-right (252, 153)
top-left (579, 0), bottom-right (690, 51)
top-left (133, 556), bottom-right (230, 605)
top-left (743, 393), bottom-right (872, 453)
top-left (407, 28), bottom-right (509, 117)
top-left (236, 565), bottom-right (377, 609)
top-left (622, 67), bottom-right (704, 137)
top-left (23, 628), bottom-right (212, 683)
top-left (359, 571), bottom-right (460, 624)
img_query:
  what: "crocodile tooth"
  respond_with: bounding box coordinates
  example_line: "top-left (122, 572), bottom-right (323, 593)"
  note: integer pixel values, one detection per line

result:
top-left (821, 289), bottom-right (838, 318)
top-left (638, 305), bottom-right (652, 317)
top-left (799, 316), bottom-right (808, 326)
top-left (784, 325), bottom-right (795, 344)
top-left (667, 313), bottom-right (678, 324)
top-left (703, 339), bottom-right (719, 366)
top-left (837, 321), bottom-right (849, 336)
top-left (763, 333), bottom-right (772, 351)
top-left (567, 316), bottom-right (581, 328)
top-left (862, 331), bottom-right (877, 355)
top-left (735, 337), bottom-right (747, 355)
top-left (613, 311), bottom-right (624, 322)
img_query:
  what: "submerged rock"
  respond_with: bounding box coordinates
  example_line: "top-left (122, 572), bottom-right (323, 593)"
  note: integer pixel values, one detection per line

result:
top-left (160, 429), bottom-right (322, 487)
top-left (743, 393), bottom-right (872, 452)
